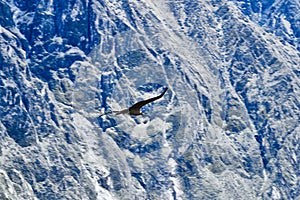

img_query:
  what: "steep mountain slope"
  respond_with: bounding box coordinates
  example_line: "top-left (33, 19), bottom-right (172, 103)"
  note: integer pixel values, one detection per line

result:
top-left (232, 0), bottom-right (300, 51)
top-left (0, 0), bottom-right (299, 199)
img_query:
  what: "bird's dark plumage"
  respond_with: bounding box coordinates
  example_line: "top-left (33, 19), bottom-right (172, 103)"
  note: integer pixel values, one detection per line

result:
top-left (100, 87), bottom-right (168, 117)
top-left (128, 87), bottom-right (168, 115)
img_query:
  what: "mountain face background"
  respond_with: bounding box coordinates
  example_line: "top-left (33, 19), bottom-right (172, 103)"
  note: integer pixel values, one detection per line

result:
top-left (0, 0), bottom-right (299, 199)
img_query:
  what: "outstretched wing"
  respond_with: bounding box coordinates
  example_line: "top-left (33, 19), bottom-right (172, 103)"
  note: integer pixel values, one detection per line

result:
top-left (99, 109), bottom-right (130, 117)
top-left (129, 87), bottom-right (168, 112)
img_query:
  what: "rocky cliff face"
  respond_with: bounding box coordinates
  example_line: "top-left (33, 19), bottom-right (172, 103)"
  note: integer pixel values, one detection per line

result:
top-left (0, 0), bottom-right (299, 199)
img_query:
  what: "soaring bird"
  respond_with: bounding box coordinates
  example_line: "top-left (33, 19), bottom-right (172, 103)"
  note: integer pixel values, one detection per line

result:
top-left (100, 87), bottom-right (168, 117)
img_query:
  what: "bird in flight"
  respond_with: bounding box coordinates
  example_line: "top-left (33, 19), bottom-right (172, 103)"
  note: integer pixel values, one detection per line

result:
top-left (99, 87), bottom-right (168, 117)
